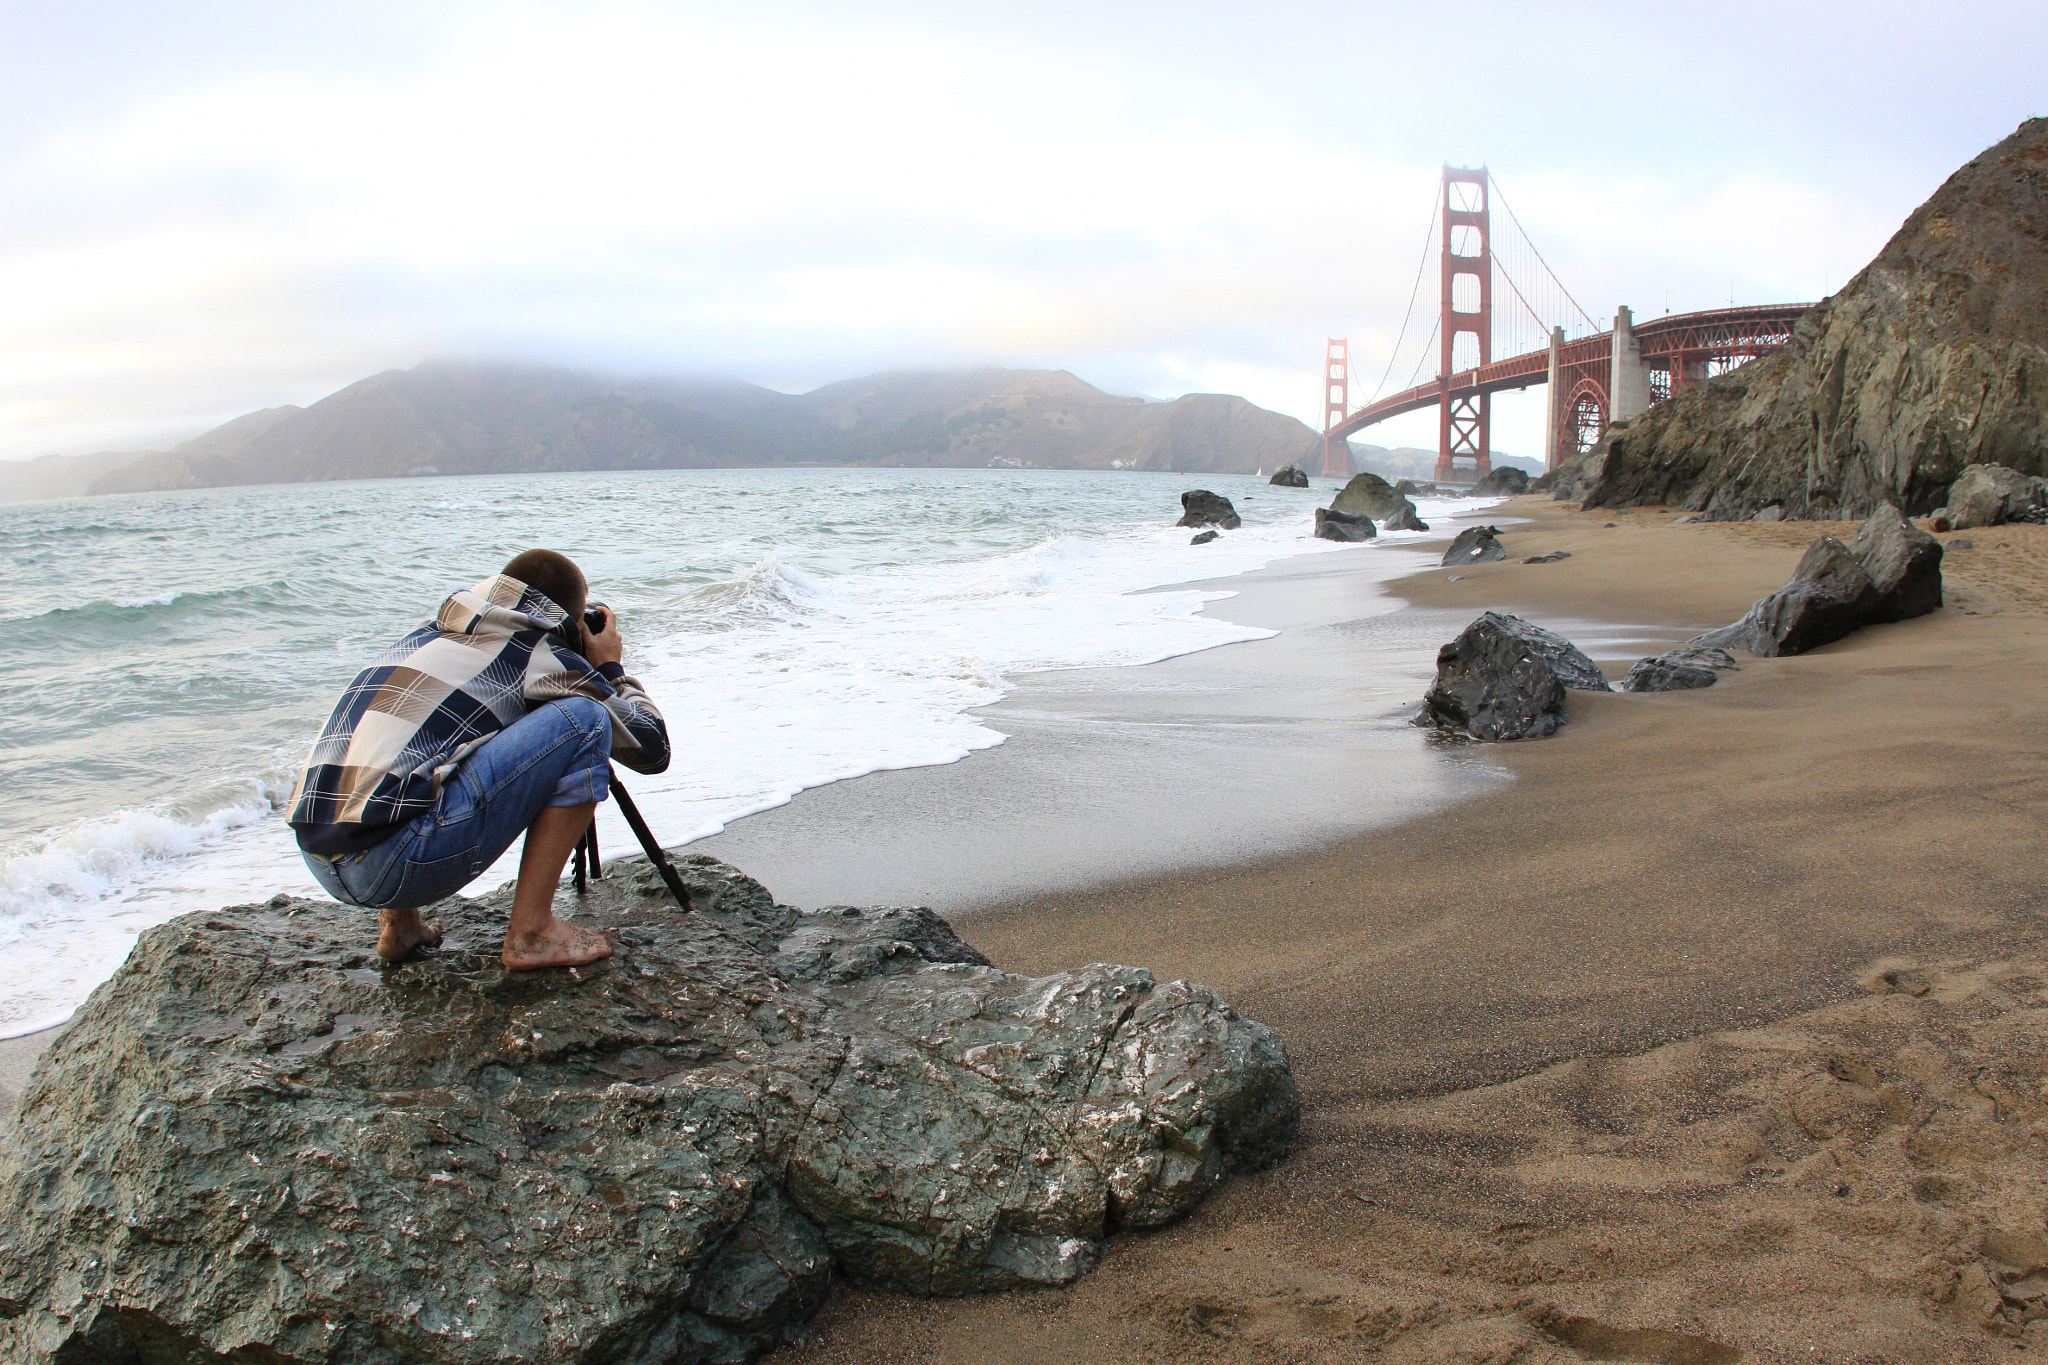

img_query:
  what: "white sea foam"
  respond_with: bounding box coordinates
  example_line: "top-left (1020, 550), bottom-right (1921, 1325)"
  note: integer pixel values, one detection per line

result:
top-left (0, 471), bottom-right (1496, 1035)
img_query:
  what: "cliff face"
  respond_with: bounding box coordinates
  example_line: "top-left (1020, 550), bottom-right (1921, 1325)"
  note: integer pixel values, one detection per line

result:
top-left (75, 364), bottom-right (1321, 495)
top-left (1586, 117), bottom-right (2048, 520)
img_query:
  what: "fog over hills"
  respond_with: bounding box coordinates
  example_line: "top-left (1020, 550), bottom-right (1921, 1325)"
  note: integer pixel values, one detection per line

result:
top-left (3, 364), bottom-right (1341, 502)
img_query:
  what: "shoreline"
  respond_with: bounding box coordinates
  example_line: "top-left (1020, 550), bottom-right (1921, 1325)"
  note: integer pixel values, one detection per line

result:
top-left (792, 496), bottom-right (2048, 1362)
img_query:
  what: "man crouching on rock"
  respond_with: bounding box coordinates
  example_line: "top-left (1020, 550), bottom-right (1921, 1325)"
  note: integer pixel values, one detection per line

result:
top-left (286, 549), bottom-right (669, 970)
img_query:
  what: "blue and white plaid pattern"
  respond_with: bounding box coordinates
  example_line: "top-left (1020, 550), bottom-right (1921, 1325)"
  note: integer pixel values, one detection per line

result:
top-left (288, 575), bottom-right (668, 830)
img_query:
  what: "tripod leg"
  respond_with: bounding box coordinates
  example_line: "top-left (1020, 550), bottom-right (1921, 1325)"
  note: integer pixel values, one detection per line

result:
top-left (609, 774), bottom-right (693, 912)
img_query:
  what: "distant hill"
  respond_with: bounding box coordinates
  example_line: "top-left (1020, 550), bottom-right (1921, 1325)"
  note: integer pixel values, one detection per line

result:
top-left (1, 363), bottom-right (1327, 501)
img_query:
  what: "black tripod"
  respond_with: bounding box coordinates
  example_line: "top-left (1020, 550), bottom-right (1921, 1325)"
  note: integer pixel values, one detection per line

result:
top-left (571, 765), bottom-right (692, 910)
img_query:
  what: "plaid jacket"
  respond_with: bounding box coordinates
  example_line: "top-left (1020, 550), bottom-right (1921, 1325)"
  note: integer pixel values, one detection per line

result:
top-left (287, 574), bottom-right (669, 833)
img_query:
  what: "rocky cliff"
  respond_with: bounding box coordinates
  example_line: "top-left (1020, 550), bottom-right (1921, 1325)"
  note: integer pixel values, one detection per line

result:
top-left (1582, 117), bottom-right (2048, 520)
top-left (70, 364), bottom-right (1322, 497)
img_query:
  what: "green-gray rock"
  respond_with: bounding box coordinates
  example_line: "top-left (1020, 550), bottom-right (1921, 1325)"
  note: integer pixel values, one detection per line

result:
top-left (0, 855), bottom-right (1298, 1364)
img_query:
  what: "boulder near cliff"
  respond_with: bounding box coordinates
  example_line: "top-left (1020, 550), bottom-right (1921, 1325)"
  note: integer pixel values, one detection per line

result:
top-left (1578, 117), bottom-right (2048, 521)
top-left (0, 855), bottom-right (1298, 1365)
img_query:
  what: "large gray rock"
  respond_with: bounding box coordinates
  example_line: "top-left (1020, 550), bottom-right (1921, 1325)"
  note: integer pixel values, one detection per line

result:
top-left (1330, 472), bottom-right (1425, 530)
top-left (1621, 646), bottom-right (1741, 693)
top-left (1470, 466), bottom-right (1530, 497)
top-left (1176, 489), bottom-right (1242, 529)
top-left (1441, 525), bottom-right (1507, 567)
top-left (1267, 465), bottom-right (1309, 487)
top-left (1313, 507), bottom-right (1375, 541)
top-left (1691, 508), bottom-right (1945, 657)
top-left (1413, 611), bottom-right (1575, 741)
top-left (0, 855), bottom-right (1298, 1365)
top-left (1381, 501), bottom-right (1429, 532)
top-left (1938, 462), bottom-right (2048, 529)
top-left (1848, 504), bottom-right (1945, 621)
top-left (1580, 119), bottom-right (2048, 521)
top-left (1692, 536), bottom-right (1881, 657)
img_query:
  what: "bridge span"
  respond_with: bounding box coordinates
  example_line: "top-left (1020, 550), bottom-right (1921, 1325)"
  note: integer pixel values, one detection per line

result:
top-left (1322, 167), bottom-right (1813, 481)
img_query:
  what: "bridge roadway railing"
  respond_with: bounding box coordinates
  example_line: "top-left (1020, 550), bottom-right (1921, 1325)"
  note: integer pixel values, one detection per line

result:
top-left (1330, 302), bottom-right (1812, 443)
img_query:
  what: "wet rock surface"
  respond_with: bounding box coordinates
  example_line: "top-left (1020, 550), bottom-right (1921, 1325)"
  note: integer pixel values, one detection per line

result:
top-left (1189, 529), bottom-right (1220, 545)
top-left (1413, 611), bottom-right (1578, 741)
top-left (0, 855), bottom-right (1298, 1365)
top-left (1440, 525), bottom-right (1507, 567)
top-left (1175, 489), bottom-right (1242, 529)
top-left (1312, 507), bottom-right (1375, 542)
top-left (1621, 646), bottom-right (1741, 693)
top-left (1266, 465), bottom-right (1309, 488)
top-left (1692, 507), bottom-right (1944, 656)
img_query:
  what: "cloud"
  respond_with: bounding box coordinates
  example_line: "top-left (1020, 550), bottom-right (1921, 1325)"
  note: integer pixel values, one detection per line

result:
top-left (0, 0), bottom-right (2040, 460)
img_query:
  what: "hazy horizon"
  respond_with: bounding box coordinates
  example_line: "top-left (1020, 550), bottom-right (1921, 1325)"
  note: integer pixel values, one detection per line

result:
top-left (4, 0), bottom-right (2042, 464)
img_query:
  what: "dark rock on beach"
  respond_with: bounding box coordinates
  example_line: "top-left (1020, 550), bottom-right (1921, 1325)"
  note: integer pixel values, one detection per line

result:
top-left (1521, 550), bottom-right (1571, 564)
top-left (1470, 466), bottom-right (1530, 497)
top-left (1621, 646), bottom-right (1741, 693)
top-left (1190, 530), bottom-right (1219, 544)
top-left (1313, 507), bottom-right (1376, 541)
top-left (1177, 489), bottom-right (1242, 529)
top-left (0, 855), bottom-right (1298, 1365)
top-left (1692, 506), bottom-right (1944, 656)
top-left (1267, 465), bottom-right (1309, 487)
top-left (1417, 613), bottom-right (1572, 740)
top-left (1441, 525), bottom-right (1507, 567)
top-left (1381, 501), bottom-right (1429, 532)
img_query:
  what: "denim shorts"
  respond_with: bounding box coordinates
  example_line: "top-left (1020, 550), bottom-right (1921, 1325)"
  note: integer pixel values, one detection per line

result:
top-left (303, 696), bottom-right (614, 911)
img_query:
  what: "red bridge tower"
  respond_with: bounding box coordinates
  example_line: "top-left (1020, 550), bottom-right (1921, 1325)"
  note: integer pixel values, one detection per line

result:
top-left (1320, 337), bottom-right (1350, 477)
top-left (1436, 167), bottom-right (1493, 483)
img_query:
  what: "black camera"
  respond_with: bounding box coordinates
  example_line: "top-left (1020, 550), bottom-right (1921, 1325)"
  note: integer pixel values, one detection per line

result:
top-left (551, 601), bottom-right (611, 657)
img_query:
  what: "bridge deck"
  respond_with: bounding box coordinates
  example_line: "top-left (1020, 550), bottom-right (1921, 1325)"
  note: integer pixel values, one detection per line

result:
top-left (1330, 303), bottom-right (1812, 441)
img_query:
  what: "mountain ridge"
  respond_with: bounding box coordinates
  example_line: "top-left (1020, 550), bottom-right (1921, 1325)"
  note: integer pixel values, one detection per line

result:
top-left (6, 363), bottom-right (1329, 501)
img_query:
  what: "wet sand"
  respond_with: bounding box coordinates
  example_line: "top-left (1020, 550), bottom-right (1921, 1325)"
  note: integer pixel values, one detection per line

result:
top-left (785, 497), bottom-right (2048, 1363)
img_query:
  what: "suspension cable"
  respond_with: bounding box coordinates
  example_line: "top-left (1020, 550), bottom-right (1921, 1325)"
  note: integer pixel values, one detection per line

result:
top-left (1488, 172), bottom-right (1596, 329)
top-left (1366, 192), bottom-right (1441, 405)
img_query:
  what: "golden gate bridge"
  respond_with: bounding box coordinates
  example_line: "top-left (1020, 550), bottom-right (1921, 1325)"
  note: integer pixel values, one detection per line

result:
top-left (1321, 166), bottom-right (1812, 482)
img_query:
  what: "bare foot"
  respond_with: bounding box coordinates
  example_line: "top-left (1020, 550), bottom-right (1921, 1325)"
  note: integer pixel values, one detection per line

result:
top-left (501, 917), bottom-right (614, 971)
top-left (377, 908), bottom-right (443, 963)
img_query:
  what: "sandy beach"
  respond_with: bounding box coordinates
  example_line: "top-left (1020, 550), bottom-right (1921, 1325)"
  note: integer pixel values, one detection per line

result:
top-left (6, 496), bottom-right (2044, 1361)
top-left (776, 497), bottom-right (2048, 1362)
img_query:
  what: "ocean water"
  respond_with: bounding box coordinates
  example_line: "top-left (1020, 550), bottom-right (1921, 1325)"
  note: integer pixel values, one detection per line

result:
top-left (0, 467), bottom-right (1482, 1036)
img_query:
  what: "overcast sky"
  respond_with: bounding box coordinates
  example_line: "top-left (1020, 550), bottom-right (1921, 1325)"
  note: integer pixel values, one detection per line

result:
top-left (2, 0), bottom-right (2041, 462)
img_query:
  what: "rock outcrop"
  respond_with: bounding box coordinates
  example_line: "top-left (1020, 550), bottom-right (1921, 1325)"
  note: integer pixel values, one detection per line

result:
top-left (1579, 118), bottom-right (2048, 521)
top-left (1621, 646), bottom-right (1741, 693)
top-left (1414, 612), bottom-right (1603, 741)
top-left (1267, 465), bottom-right (1309, 487)
top-left (1175, 489), bottom-right (1242, 529)
top-left (1691, 506), bottom-right (1944, 656)
top-left (1471, 466), bottom-right (1530, 497)
top-left (1190, 530), bottom-right (1219, 545)
top-left (0, 855), bottom-right (1298, 1365)
top-left (1313, 507), bottom-right (1375, 542)
top-left (1935, 462), bottom-right (2048, 529)
top-left (1330, 472), bottom-right (1425, 529)
top-left (1441, 525), bottom-right (1507, 567)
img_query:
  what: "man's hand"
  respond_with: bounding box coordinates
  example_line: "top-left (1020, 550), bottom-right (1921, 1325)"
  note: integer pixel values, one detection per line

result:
top-left (581, 605), bottom-right (624, 669)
